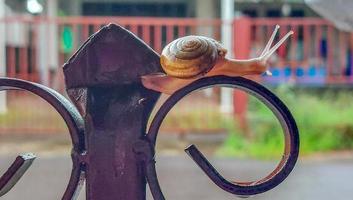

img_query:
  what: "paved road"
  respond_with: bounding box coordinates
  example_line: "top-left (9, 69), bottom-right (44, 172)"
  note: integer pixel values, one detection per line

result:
top-left (0, 154), bottom-right (353, 200)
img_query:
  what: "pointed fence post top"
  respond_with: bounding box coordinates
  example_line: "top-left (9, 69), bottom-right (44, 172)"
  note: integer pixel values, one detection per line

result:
top-left (63, 23), bottom-right (162, 89)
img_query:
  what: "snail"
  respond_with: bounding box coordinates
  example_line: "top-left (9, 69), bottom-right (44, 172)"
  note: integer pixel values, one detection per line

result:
top-left (160, 36), bottom-right (228, 79)
top-left (142, 25), bottom-right (293, 94)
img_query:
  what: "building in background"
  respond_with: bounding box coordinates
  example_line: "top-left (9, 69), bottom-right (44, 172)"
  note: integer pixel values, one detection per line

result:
top-left (235, 0), bottom-right (318, 18)
top-left (59, 0), bottom-right (219, 18)
top-left (58, 0), bottom-right (318, 19)
top-left (3, 0), bottom-right (321, 19)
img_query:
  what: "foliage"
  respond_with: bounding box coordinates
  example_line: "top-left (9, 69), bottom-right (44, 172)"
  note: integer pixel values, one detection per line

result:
top-left (162, 107), bottom-right (227, 131)
top-left (0, 95), bottom-right (67, 134)
top-left (218, 85), bottom-right (353, 159)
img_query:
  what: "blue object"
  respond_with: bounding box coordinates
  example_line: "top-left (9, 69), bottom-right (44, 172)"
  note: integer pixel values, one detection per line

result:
top-left (345, 49), bottom-right (352, 76)
top-left (284, 67), bottom-right (291, 77)
top-left (272, 68), bottom-right (280, 76)
top-left (318, 67), bottom-right (326, 76)
top-left (320, 39), bottom-right (327, 58)
top-left (308, 66), bottom-right (316, 76)
top-left (296, 67), bottom-right (304, 77)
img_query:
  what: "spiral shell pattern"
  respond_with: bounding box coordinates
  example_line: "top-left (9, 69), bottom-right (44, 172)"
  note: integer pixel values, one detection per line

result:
top-left (161, 36), bottom-right (222, 79)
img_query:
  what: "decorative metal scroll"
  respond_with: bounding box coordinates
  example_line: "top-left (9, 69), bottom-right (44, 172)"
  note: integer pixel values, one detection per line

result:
top-left (0, 153), bottom-right (36, 197)
top-left (0, 78), bottom-right (86, 199)
top-left (146, 76), bottom-right (299, 199)
top-left (0, 24), bottom-right (299, 200)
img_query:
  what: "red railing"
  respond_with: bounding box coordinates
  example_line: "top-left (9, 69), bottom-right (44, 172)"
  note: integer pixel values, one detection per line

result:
top-left (1, 16), bottom-right (353, 135)
top-left (0, 16), bottom-right (224, 135)
top-left (245, 18), bottom-right (353, 85)
top-left (0, 17), bottom-right (353, 85)
top-left (1, 16), bottom-right (222, 89)
top-left (1, 16), bottom-right (352, 86)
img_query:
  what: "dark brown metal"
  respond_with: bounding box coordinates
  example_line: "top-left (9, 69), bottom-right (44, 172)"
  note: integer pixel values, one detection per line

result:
top-left (63, 24), bottom-right (161, 200)
top-left (147, 76), bottom-right (299, 198)
top-left (0, 153), bottom-right (36, 197)
top-left (0, 78), bottom-right (85, 199)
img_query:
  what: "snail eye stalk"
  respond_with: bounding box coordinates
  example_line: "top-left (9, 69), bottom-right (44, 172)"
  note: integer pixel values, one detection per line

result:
top-left (260, 25), bottom-right (280, 57)
top-left (259, 25), bottom-right (293, 61)
top-left (258, 25), bottom-right (293, 76)
top-left (262, 30), bottom-right (294, 61)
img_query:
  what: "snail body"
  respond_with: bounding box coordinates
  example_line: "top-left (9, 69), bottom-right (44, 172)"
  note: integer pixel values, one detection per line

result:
top-left (143, 26), bottom-right (293, 94)
top-left (161, 36), bottom-right (227, 79)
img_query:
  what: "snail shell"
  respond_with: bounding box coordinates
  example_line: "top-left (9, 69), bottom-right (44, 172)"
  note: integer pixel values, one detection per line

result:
top-left (161, 36), bottom-right (227, 79)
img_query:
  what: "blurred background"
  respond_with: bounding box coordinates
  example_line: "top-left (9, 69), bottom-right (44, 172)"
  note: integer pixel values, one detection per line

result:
top-left (0, 0), bottom-right (353, 199)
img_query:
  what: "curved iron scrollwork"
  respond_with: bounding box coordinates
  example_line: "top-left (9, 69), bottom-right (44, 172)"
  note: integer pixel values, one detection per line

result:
top-left (146, 76), bottom-right (299, 199)
top-left (0, 78), bottom-right (85, 199)
top-left (0, 153), bottom-right (36, 197)
top-left (0, 22), bottom-right (299, 199)
top-left (0, 76), bottom-right (299, 199)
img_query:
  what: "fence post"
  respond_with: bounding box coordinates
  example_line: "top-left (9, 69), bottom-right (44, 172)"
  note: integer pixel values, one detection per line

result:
top-left (233, 17), bottom-right (251, 134)
top-left (63, 24), bottom-right (161, 200)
